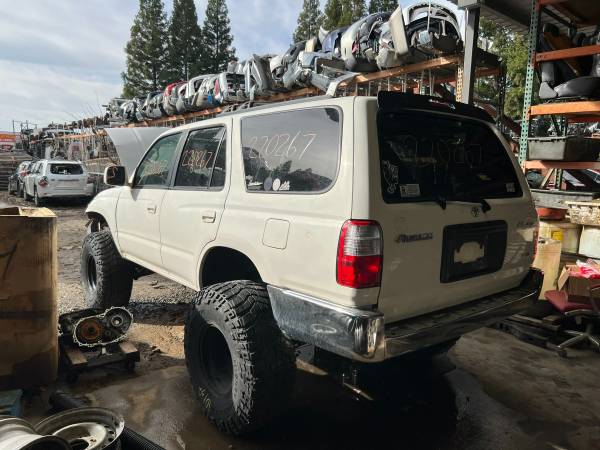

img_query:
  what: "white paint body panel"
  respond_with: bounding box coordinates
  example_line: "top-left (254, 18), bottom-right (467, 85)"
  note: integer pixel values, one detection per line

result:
top-left (86, 95), bottom-right (537, 324)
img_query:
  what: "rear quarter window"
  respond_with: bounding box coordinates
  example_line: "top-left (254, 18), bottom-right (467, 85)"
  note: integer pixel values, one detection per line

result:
top-left (241, 107), bottom-right (342, 193)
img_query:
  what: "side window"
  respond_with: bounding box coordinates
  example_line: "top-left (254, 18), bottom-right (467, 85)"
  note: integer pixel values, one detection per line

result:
top-left (175, 127), bottom-right (226, 189)
top-left (134, 133), bottom-right (181, 187)
top-left (241, 107), bottom-right (341, 193)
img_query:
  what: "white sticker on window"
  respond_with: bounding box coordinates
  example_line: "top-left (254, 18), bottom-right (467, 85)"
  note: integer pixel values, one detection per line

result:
top-left (506, 182), bottom-right (515, 193)
top-left (400, 184), bottom-right (421, 198)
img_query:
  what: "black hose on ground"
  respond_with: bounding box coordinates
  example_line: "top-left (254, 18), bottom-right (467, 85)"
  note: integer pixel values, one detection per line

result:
top-left (49, 391), bottom-right (166, 450)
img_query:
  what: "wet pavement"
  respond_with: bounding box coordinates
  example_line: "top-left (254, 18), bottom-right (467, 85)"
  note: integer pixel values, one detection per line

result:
top-left (60, 328), bottom-right (600, 450)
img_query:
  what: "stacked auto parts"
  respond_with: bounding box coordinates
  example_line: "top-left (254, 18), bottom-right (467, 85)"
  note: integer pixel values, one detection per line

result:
top-left (105, 1), bottom-right (465, 124)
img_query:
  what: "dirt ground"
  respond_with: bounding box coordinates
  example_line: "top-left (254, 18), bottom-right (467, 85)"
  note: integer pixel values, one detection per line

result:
top-left (3, 191), bottom-right (600, 450)
top-left (1, 191), bottom-right (193, 373)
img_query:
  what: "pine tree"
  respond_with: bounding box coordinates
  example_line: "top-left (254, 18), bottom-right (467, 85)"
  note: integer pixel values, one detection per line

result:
top-left (293, 0), bottom-right (323, 43)
top-left (201, 0), bottom-right (236, 73)
top-left (166, 0), bottom-right (203, 80)
top-left (322, 0), bottom-right (343, 31)
top-left (339, 0), bottom-right (366, 27)
top-left (122, 0), bottom-right (169, 97)
top-left (368, 0), bottom-right (398, 14)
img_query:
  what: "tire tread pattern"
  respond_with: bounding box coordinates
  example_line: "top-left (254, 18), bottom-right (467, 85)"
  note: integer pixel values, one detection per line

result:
top-left (81, 230), bottom-right (133, 308)
top-left (185, 280), bottom-right (296, 435)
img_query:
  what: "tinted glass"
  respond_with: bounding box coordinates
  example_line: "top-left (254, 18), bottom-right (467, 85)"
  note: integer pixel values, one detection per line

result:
top-left (175, 127), bottom-right (225, 188)
top-left (135, 133), bottom-right (181, 187)
top-left (50, 164), bottom-right (83, 175)
top-left (241, 108), bottom-right (341, 193)
top-left (378, 113), bottom-right (522, 203)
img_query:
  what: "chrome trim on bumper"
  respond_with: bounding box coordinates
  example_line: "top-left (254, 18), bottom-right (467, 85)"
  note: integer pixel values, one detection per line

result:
top-left (268, 268), bottom-right (543, 362)
top-left (267, 286), bottom-right (385, 362)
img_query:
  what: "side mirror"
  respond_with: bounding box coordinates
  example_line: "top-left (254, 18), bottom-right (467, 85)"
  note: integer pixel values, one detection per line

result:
top-left (104, 165), bottom-right (127, 186)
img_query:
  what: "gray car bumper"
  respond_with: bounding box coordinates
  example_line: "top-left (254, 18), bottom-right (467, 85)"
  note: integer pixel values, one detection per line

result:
top-left (268, 268), bottom-right (543, 362)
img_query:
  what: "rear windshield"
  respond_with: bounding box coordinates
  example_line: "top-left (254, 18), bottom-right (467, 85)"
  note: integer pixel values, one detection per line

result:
top-left (50, 164), bottom-right (83, 175)
top-left (377, 112), bottom-right (522, 203)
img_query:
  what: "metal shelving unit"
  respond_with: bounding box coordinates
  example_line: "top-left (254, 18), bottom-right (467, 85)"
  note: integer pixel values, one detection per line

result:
top-left (520, 0), bottom-right (600, 172)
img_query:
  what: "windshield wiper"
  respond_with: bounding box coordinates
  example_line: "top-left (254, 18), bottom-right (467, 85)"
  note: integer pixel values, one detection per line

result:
top-left (433, 194), bottom-right (447, 210)
top-left (459, 197), bottom-right (492, 213)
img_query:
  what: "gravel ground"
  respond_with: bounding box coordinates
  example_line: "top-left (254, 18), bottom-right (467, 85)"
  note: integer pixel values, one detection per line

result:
top-left (1, 190), bottom-right (195, 372)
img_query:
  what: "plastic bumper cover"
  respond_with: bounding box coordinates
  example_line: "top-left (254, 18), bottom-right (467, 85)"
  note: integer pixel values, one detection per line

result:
top-left (268, 268), bottom-right (542, 362)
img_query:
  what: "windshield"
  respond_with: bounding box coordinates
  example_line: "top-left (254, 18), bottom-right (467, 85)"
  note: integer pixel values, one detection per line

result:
top-left (50, 163), bottom-right (84, 175)
top-left (377, 112), bottom-right (522, 204)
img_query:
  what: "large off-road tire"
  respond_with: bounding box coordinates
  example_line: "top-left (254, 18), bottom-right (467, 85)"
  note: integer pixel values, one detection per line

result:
top-left (185, 281), bottom-right (296, 435)
top-left (80, 230), bottom-right (133, 308)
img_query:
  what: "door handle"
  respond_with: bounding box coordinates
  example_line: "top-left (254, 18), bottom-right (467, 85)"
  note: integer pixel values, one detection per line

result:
top-left (202, 210), bottom-right (216, 223)
top-left (146, 204), bottom-right (157, 214)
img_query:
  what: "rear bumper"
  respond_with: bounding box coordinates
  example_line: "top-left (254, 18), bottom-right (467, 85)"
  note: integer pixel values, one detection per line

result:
top-left (268, 268), bottom-right (542, 362)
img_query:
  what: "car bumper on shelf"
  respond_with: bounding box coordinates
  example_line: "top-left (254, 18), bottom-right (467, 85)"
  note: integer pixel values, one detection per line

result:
top-left (267, 268), bottom-right (543, 362)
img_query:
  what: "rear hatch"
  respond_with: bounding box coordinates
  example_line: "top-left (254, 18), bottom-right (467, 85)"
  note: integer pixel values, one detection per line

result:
top-left (48, 163), bottom-right (87, 191)
top-left (371, 95), bottom-right (537, 323)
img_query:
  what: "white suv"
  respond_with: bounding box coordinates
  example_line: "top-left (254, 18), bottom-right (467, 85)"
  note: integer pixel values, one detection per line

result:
top-left (82, 92), bottom-right (542, 434)
top-left (23, 160), bottom-right (94, 206)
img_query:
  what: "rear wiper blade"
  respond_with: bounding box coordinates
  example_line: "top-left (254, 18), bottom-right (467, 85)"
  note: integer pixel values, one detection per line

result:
top-left (433, 194), bottom-right (447, 210)
top-left (459, 197), bottom-right (492, 213)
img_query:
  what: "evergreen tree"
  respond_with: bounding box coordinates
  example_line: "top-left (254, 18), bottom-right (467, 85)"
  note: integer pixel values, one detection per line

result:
top-left (368, 0), bottom-right (398, 14)
top-left (201, 0), bottom-right (236, 73)
top-left (476, 17), bottom-right (531, 119)
top-left (122, 0), bottom-right (169, 97)
top-left (293, 0), bottom-right (323, 43)
top-left (166, 0), bottom-right (203, 80)
top-left (322, 0), bottom-right (343, 30)
top-left (339, 0), bottom-right (366, 27)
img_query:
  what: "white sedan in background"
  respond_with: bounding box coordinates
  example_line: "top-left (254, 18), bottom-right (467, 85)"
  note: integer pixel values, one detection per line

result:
top-left (23, 160), bottom-right (94, 206)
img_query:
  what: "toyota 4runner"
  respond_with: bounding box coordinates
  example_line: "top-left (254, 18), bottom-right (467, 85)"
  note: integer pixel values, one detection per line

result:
top-left (82, 92), bottom-right (542, 434)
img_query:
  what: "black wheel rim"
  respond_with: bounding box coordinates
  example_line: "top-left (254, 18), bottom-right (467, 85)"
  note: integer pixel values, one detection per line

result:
top-left (199, 325), bottom-right (233, 396)
top-left (86, 255), bottom-right (97, 290)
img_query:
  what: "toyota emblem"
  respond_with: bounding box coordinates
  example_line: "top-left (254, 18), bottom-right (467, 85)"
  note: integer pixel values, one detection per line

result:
top-left (471, 207), bottom-right (480, 217)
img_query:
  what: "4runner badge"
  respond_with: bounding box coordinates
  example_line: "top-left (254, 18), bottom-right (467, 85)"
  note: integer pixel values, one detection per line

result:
top-left (396, 233), bottom-right (433, 244)
top-left (471, 207), bottom-right (480, 217)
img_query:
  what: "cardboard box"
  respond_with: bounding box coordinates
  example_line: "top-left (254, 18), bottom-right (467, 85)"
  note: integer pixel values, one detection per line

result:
top-left (557, 264), bottom-right (600, 299)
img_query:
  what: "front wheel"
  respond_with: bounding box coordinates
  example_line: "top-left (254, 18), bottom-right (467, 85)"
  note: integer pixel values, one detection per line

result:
top-left (185, 281), bottom-right (296, 435)
top-left (80, 230), bottom-right (133, 308)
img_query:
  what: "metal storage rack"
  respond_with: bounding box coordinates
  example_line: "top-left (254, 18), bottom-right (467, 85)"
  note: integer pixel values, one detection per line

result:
top-left (130, 53), bottom-right (503, 128)
top-left (520, 0), bottom-right (600, 174)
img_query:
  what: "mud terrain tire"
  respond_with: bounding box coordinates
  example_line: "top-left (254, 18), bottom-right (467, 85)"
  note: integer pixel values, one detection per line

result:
top-left (81, 230), bottom-right (133, 308)
top-left (185, 281), bottom-right (296, 435)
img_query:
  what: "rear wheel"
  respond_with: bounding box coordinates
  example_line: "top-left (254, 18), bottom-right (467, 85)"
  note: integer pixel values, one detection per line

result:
top-left (185, 281), bottom-right (296, 435)
top-left (80, 230), bottom-right (133, 308)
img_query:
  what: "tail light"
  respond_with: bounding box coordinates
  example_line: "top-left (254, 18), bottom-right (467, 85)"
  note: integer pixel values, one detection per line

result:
top-left (38, 176), bottom-right (49, 187)
top-left (337, 220), bottom-right (383, 289)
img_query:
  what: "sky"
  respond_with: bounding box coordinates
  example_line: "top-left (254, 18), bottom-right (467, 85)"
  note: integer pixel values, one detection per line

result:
top-left (0, 0), bottom-right (316, 131)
